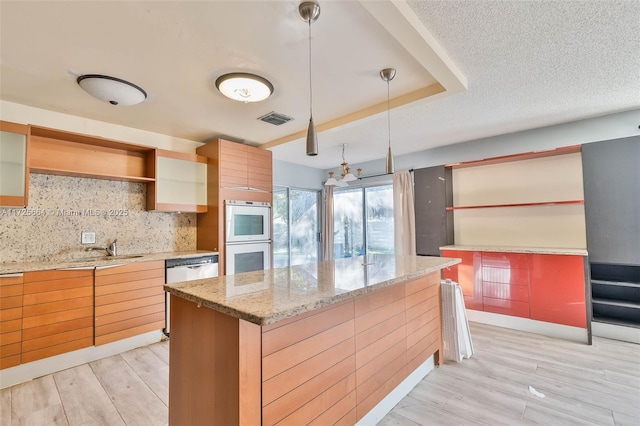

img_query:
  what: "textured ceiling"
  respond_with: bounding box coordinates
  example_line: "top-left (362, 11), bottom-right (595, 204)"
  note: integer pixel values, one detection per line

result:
top-left (1, 0), bottom-right (639, 170)
top-left (270, 0), bottom-right (640, 168)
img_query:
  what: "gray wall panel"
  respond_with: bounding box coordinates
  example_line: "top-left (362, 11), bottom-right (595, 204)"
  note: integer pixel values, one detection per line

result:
top-left (582, 136), bottom-right (640, 265)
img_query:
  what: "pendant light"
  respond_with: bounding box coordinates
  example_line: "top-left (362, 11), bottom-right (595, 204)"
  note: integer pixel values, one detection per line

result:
top-left (299, 1), bottom-right (321, 156)
top-left (324, 144), bottom-right (362, 186)
top-left (380, 68), bottom-right (396, 174)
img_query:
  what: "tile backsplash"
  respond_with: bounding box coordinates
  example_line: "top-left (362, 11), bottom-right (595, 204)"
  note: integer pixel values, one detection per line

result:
top-left (0, 174), bottom-right (197, 263)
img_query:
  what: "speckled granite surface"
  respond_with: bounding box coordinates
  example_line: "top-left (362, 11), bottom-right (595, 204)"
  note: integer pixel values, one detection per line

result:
top-left (165, 254), bottom-right (460, 326)
top-left (439, 245), bottom-right (588, 256)
top-left (0, 174), bottom-right (197, 264)
top-left (0, 250), bottom-right (218, 274)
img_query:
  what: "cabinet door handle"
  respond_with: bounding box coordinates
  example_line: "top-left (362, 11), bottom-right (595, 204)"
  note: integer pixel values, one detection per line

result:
top-left (57, 266), bottom-right (96, 271)
top-left (0, 273), bottom-right (24, 277)
top-left (95, 264), bottom-right (126, 270)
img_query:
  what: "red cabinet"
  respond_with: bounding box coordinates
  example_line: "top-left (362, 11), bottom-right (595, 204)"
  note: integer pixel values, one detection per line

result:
top-left (529, 254), bottom-right (587, 328)
top-left (481, 252), bottom-right (530, 318)
top-left (441, 250), bottom-right (482, 310)
top-left (441, 249), bottom-right (587, 328)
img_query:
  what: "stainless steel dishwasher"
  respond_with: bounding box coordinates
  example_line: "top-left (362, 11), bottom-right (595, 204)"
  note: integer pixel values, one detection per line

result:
top-left (165, 254), bottom-right (218, 335)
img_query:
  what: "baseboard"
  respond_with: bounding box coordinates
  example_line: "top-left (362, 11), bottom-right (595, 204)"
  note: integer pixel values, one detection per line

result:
top-left (466, 310), bottom-right (589, 343)
top-left (0, 330), bottom-right (164, 389)
top-left (355, 355), bottom-right (435, 426)
top-left (591, 321), bottom-right (640, 344)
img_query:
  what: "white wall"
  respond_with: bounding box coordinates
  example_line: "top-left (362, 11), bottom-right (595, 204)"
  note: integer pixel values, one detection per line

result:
top-left (273, 159), bottom-right (325, 190)
top-left (341, 109), bottom-right (640, 175)
top-left (0, 100), bottom-right (202, 153)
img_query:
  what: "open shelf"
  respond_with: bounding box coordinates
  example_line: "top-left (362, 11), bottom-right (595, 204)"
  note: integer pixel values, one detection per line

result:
top-left (446, 145), bottom-right (581, 169)
top-left (446, 200), bottom-right (584, 211)
top-left (29, 167), bottom-right (156, 183)
top-left (29, 125), bottom-right (156, 183)
top-left (592, 298), bottom-right (640, 310)
top-left (592, 316), bottom-right (640, 329)
top-left (591, 263), bottom-right (640, 329)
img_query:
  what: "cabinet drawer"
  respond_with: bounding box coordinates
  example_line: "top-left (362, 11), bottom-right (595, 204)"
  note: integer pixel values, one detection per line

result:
top-left (481, 252), bottom-right (529, 270)
top-left (482, 281), bottom-right (529, 302)
top-left (483, 297), bottom-right (529, 318)
top-left (482, 267), bottom-right (529, 286)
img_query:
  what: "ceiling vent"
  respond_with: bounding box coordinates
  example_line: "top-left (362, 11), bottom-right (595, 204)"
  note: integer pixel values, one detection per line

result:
top-left (258, 111), bottom-right (294, 126)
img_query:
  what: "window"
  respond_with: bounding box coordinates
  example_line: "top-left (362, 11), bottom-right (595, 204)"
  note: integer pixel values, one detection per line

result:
top-left (273, 187), bottom-right (320, 268)
top-left (333, 184), bottom-right (394, 259)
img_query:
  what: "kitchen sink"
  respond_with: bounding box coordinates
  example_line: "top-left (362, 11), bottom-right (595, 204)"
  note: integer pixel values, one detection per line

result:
top-left (68, 255), bottom-right (144, 263)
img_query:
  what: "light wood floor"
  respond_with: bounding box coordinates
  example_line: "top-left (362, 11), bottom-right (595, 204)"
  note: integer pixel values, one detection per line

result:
top-left (1, 322), bottom-right (638, 425)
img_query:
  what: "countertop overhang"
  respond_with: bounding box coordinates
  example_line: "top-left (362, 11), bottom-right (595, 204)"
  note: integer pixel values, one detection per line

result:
top-left (440, 245), bottom-right (588, 256)
top-left (0, 250), bottom-right (218, 274)
top-left (165, 254), bottom-right (460, 326)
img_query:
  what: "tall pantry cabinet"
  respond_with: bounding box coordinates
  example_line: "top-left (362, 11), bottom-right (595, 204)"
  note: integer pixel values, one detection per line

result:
top-left (196, 139), bottom-right (272, 275)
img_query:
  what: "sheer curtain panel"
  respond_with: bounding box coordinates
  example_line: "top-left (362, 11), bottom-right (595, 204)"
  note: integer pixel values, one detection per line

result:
top-left (393, 170), bottom-right (416, 256)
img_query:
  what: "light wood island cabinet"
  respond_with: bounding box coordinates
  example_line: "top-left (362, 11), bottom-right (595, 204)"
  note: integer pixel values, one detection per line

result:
top-left (166, 255), bottom-right (457, 425)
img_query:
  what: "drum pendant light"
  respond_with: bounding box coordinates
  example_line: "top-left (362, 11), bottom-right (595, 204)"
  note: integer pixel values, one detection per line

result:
top-left (299, 1), bottom-right (321, 156)
top-left (380, 68), bottom-right (396, 174)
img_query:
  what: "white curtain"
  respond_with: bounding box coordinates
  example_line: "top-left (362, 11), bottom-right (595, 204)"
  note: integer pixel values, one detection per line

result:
top-left (322, 186), bottom-right (334, 260)
top-left (393, 170), bottom-right (416, 256)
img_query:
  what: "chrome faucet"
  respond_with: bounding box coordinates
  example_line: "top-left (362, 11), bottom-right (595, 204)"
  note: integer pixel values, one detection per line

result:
top-left (86, 239), bottom-right (117, 256)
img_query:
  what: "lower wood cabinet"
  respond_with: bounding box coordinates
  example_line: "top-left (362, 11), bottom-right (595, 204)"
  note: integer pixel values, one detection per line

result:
top-left (0, 273), bottom-right (24, 369)
top-left (94, 261), bottom-right (165, 345)
top-left (167, 272), bottom-right (442, 425)
top-left (441, 249), bottom-right (587, 327)
top-left (21, 268), bottom-right (95, 363)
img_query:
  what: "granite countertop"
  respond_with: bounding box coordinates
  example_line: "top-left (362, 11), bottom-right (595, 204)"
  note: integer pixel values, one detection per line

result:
top-left (0, 250), bottom-right (218, 274)
top-left (165, 254), bottom-right (460, 326)
top-left (439, 245), bottom-right (588, 256)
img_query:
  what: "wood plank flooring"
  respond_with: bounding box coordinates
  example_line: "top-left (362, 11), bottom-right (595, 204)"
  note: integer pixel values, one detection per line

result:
top-left (1, 324), bottom-right (638, 425)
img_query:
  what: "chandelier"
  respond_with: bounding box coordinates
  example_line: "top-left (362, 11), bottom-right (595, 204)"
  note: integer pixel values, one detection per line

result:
top-left (325, 144), bottom-right (362, 187)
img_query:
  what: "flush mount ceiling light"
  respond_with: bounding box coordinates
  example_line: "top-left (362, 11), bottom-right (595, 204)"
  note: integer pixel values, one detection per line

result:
top-left (325, 144), bottom-right (362, 187)
top-left (380, 68), bottom-right (396, 174)
top-left (76, 74), bottom-right (147, 106)
top-left (299, 1), bottom-right (321, 156)
top-left (215, 73), bottom-right (273, 103)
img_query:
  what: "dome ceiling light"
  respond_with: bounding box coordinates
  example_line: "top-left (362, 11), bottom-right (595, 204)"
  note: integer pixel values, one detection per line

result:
top-left (76, 74), bottom-right (147, 106)
top-left (215, 73), bottom-right (273, 103)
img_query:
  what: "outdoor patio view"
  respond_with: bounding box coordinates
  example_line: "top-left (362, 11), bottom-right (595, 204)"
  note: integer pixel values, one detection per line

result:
top-left (333, 184), bottom-right (394, 259)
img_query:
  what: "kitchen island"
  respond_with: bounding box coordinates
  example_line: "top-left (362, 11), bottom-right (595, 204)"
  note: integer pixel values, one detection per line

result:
top-left (164, 254), bottom-right (459, 425)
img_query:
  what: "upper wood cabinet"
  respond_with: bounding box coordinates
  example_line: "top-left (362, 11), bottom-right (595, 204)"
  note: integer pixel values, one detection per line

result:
top-left (147, 149), bottom-right (207, 213)
top-left (0, 121), bottom-right (29, 207)
top-left (218, 139), bottom-right (272, 192)
top-left (196, 139), bottom-right (272, 274)
top-left (29, 125), bottom-right (156, 183)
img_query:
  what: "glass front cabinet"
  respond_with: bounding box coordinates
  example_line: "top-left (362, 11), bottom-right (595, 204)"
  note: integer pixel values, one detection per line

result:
top-left (0, 121), bottom-right (29, 207)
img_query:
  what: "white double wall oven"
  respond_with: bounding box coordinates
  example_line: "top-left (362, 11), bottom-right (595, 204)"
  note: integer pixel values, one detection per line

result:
top-left (225, 200), bottom-right (271, 275)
